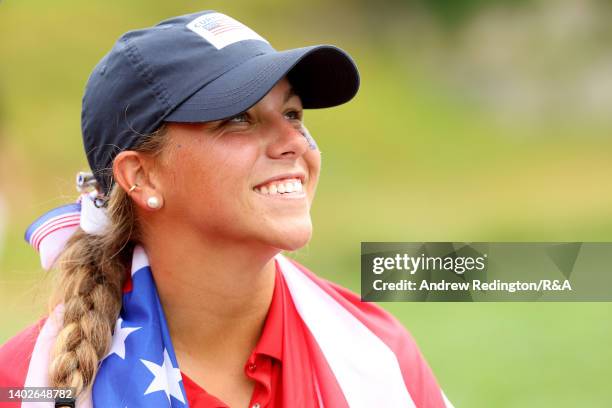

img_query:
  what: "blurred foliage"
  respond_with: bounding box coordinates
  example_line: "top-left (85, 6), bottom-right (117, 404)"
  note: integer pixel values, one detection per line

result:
top-left (358, 0), bottom-right (531, 27)
top-left (2, 1), bottom-right (612, 407)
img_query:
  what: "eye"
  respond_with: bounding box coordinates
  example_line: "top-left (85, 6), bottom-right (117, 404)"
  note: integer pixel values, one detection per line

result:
top-left (284, 109), bottom-right (303, 121)
top-left (227, 112), bottom-right (249, 123)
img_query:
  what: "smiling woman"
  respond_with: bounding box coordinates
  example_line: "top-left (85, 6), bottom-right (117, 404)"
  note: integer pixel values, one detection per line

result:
top-left (0, 10), bottom-right (452, 408)
top-left (123, 79), bottom-right (320, 256)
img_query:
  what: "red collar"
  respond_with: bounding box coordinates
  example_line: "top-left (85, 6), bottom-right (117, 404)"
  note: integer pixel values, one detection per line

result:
top-left (249, 259), bottom-right (284, 361)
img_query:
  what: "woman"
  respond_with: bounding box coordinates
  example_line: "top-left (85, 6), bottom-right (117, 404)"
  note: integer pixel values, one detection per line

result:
top-left (0, 10), bottom-right (453, 408)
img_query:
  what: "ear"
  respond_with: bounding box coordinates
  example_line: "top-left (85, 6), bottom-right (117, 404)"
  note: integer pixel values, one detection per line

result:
top-left (113, 151), bottom-right (164, 211)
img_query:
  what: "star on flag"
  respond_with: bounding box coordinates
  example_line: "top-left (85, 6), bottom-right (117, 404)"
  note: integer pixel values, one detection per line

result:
top-left (141, 348), bottom-right (185, 404)
top-left (105, 318), bottom-right (141, 360)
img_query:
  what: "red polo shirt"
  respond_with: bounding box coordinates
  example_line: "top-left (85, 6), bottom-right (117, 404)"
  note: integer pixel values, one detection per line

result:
top-left (181, 262), bottom-right (285, 408)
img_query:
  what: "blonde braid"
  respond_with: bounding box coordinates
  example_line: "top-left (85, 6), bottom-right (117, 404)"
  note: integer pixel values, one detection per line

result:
top-left (49, 186), bottom-right (134, 394)
top-left (48, 126), bottom-right (168, 398)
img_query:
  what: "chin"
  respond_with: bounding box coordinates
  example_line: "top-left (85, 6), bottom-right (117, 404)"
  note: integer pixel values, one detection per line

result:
top-left (269, 221), bottom-right (313, 252)
top-left (279, 233), bottom-right (312, 252)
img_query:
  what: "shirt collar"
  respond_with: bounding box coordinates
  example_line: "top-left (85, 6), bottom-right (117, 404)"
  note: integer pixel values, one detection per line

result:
top-left (251, 259), bottom-right (285, 361)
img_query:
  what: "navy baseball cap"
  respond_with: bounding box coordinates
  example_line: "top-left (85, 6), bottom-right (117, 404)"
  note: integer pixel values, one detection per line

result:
top-left (82, 10), bottom-right (360, 195)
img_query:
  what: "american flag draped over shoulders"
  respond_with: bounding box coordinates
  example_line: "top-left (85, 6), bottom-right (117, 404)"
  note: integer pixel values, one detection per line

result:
top-left (92, 246), bottom-right (186, 407)
top-left (0, 245), bottom-right (454, 408)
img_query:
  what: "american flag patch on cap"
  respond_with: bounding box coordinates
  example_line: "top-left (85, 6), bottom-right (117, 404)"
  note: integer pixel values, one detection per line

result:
top-left (186, 12), bottom-right (268, 50)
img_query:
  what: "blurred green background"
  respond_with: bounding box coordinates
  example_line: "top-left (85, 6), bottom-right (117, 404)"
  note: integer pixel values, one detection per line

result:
top-left (2, 0), bottom-right (612, 407)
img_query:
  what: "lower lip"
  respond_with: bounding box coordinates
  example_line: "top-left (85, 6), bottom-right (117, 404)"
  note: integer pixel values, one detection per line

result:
top-left (253, 190), bottom-right (307, 200)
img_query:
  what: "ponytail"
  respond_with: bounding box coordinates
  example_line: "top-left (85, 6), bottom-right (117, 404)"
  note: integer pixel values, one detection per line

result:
top-left (48, 186), bottom-right (133, 394)
top-left (47, 125), bottom-right (168, 397)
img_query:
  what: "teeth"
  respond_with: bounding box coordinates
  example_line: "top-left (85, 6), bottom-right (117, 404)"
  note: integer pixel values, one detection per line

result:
top-left (255, 178), bottom-right (304, 195)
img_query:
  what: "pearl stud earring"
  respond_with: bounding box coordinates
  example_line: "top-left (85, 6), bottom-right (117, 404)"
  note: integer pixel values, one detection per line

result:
top-left (146, 196), bottom-right (161, 209)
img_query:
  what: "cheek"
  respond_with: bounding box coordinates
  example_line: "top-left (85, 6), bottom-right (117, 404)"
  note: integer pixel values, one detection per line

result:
top-left (162, 141), bottom-right (255, 207)
top-left (304, 149), bottom-right (321, 198)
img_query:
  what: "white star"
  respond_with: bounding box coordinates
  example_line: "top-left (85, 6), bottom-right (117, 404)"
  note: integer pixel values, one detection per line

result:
top-left (104, 318), bottom-right (141, 360)
top-left (140, 349), bottom-right (185, 404)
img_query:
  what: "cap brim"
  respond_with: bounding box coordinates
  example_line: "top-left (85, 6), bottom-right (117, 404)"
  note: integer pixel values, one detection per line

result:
top-left (164, 45), bottom-right (359, 123)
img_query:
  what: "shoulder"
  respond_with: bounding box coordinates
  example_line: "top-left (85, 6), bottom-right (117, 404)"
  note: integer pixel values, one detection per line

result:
top-left (0, 318), bottom-right (46, 387)
top-left (284, 257), bottom-right (452, 407)
top-left (284, 257), bottom-right (412, 341)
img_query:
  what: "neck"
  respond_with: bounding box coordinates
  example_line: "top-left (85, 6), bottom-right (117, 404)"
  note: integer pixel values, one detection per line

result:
top-left (142, 227), bottom-right (279, 372)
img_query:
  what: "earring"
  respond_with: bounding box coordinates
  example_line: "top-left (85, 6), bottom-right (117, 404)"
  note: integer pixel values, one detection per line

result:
top-left (127, 184), bottom-right (139, 194)
top-left (146, 196), bottom-right (161, 209)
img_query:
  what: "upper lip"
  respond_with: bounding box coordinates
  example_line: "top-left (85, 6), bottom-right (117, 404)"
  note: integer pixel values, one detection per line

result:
top-left (253, 172), bottom-right (306, 189)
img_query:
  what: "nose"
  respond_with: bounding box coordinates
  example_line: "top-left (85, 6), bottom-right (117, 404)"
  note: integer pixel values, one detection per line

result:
top-left (265, 117), bottom-right (309, 160)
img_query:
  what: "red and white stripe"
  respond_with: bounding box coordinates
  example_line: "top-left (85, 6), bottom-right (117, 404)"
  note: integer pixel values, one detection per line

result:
top-left (29, 213), bottom-right (81, 252)
top-left (277, 255), bottom-right (454, 408)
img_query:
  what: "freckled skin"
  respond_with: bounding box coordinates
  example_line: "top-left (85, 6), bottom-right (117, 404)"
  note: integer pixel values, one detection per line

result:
top-left (152, 78), bottom-right (321, 252)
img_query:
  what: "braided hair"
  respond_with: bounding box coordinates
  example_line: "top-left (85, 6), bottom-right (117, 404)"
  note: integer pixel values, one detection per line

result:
top-left (47, 126), bottom-right (168, 399)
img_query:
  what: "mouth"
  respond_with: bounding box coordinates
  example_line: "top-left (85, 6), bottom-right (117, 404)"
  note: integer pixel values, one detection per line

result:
top-left (253, 176), bottom-right (305, 197)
